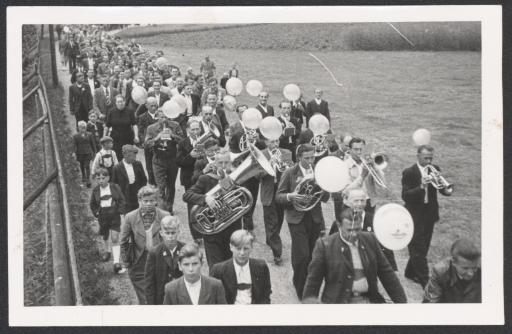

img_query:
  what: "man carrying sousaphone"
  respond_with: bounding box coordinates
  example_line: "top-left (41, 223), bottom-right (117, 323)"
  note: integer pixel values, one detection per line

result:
top-left (275, 143), bottom-right (330, 300)
top-left (183, 150), bottom-right (243, 267)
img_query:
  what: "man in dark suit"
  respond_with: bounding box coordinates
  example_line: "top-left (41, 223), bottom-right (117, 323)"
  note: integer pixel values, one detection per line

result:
top-left (94, 75), bottom-right (119, 120)
top-left (199, 105), bottom-right (226, 147)
top-left (183, 151), bottom-right (243, 267)
top-left (277, 101), bottom-right (301, 161)
top-left (190, 138), bottom-right (220, 186)
top-left (255, 91), bottom-right (274, 118)
top-left (305, 88), bottom-right (330, 127)
top-left (402, 144), bottom-right (452, 287)
top-left (144, 216), bottom-right (184, 305)
top-left (144, 110), bottom-right (184, 214)
top-left (290, 97), bottom-right (306, 129)
top-left (148, 81), bottom-right (170, 107)
top-left (137, 97), bottom-right (159, 185)
top-left (210, 229), bottom-right (271, 304)
top-left (182, 84), bottom-right (201, 117)
top-left (275, 144), bottom-right (330, 299)
top-left (69, 72), bottom-right (93, 129)
top-left (82, 50), bottom-right (97, 73)
top-left (163, 243), bottom-right (227, 305)
top-left (176, 119), bottom-right (203, 241)
top-left (111, 145), bottom-right (147, 213)
top-left (302, 207), bottom-right (407, 304)
top-left (206, 93), bottom-right (229, 132)
top-left (329, 188), bottom-right (397, 271)
top-left (85, 69), bottom-right (101, 98)
top-left (228, 105), bottom-right (247, 153)
top-left (259, 138), bottom-right (293, 265)
top-left (65, 35), bottom-right (80, 74)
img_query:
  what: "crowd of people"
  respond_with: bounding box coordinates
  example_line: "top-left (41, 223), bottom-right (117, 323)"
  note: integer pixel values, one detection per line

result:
top-left (59, 24), bottom-right (481, 305)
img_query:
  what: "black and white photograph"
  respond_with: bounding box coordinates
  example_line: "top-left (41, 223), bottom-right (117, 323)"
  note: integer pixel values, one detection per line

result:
top-left (8, 5), bottom-right (503, 326)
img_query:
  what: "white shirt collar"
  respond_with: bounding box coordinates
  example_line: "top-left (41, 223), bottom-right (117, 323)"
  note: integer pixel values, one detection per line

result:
top-left (184, 276), bottom-right (201, 288)
top-left (315, 98), bottom-right (322, 104)
top-left (417, 162), bottom-right (428, 177)
top-left (299, 163), bottom-right (313, 177)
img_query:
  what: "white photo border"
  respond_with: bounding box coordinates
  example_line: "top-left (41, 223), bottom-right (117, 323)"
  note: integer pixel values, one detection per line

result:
top-left (8, 5), bottom-right (503, 326)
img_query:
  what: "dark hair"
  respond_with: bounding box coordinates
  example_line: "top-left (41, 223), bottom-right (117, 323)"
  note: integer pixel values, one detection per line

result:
top-left (348, 137), bottom-right (366, 148)
top-left (451, 238), bottom-right (481, 261)
top-left (296, 143), bottom-right (314, 158)
top-left (235, 104), bottom-right (248, 113)
top-left (115, 94), bottom-right (125, 102)
top-left (417, 144), bottom-right (434, 154)
top-left (94, 167), bottom-right (110, 178)
top-left (178, 243), bottom-right (203, 263)
top-left (203, 138), bottom-right (219, 150)
top-left (208, 77), bottom-right (218, 84)
top-left (279, 100), bottom-right (292, 108)
top-left (335, 206), bottom-right (363, 227)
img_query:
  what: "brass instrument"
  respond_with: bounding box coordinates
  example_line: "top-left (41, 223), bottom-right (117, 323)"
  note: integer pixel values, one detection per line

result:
top-left (425, 165), bottom-right (454, 192)
top-left (191, 144), bottom-right (275, 235)
top-left (239, 126), bottom-right (258, 153)
top-left (191, 131), bottom-right (214, 157)
top-left (292, 174), bottom-right (325, 212)
top-left (347, 150), bottom-right (389, 189)
top-left (207, 121), bottom-right (221, 138)
top-left (269, 148), bottom-right (293, 172)
top-left (310, 134), bottom-right (328, 157)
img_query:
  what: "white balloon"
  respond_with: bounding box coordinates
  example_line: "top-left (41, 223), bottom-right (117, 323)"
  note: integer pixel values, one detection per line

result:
top-left (242, 108), bottom-right (263, 130)
top-left (373, 204), bottom-right (414, 250)
top-left (309, 114), bottom-right (330, 135)
top-left (259, 116), bottom-right (283, 140)
top-left (131, 86), bottom-right (148, 105)
top-left (155, 57), bottom-right (168, 70)
top-left (246, 80), bottom-right (263, 97)
top-left (162, 100), bottom-right (181, 119)
top-left (226, 78), bottom-right (243, 96)
top-left (283, 84), bottom-right (301, 101)
top-left (170, 94), bottom-right (187, 113)
top-left (314, 156), bottom-right (351, 193)
top-left (412, 128), bottom-right (431, 146)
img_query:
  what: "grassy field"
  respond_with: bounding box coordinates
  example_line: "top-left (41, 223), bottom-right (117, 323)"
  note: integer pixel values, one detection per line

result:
top-left (134, 41), bottom-right (481, 303)
top-left (123, 22), bottom-right (481, 51)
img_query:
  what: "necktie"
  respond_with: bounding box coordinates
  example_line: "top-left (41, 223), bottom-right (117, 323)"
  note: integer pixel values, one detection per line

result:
top-left (424, 167), bottom-right (429, 204)
top-left (105, 88), bottom-right (110, 105)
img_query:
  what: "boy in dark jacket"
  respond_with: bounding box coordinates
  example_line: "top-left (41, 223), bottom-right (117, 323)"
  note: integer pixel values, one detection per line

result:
top-left (86, 110), bottom-right (104, 150)
top-left (89, 167), bottom-right (126, 273)
top-left (73, 120), bottom-right (97, 187)
top-left (144, 216), bottom-right (184, 304)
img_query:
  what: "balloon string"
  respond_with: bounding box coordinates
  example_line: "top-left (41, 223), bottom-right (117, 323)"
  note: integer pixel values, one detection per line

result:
top-left (308, 53), bottom-right (343, 87)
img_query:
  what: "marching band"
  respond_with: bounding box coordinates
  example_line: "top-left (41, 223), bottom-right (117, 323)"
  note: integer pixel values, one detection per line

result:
top-left (57, 24), bottom-right (482, 305)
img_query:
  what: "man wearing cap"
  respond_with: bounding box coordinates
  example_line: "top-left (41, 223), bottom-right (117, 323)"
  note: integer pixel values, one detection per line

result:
top-left (137, 97), bottom-right (159, 185)
top-left (145, 109), bottom-right (184, 214)
top-left (255, 91), bottom-right (274, 119)
top-left (302, 207), bottom-right (406, 304)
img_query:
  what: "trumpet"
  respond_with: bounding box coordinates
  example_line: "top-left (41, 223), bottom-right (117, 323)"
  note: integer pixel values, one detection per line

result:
top-left (269, 148), bottom-right (293, 173)
top-left (425, 165), bottom-right (454, 192)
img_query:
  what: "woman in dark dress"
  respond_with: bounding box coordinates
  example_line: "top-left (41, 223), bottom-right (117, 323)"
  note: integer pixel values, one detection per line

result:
top-left (104, 94), bottom-right (139, 160)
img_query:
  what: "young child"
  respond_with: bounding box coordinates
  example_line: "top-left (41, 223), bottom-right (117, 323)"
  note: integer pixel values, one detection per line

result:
top-left (86, 110), bottom-right (104, 150)
top-left (73, 120), bottom-right (97, 187)
top-left (92, 136), bottom-right (118, 179)
top-left (89, 167), bottom-right (126, 273)
top-left (144, 216), bottom-right (184, 305)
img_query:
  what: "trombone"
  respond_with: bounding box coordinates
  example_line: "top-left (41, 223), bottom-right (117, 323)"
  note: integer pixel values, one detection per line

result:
top-left (359, 152), bottom-right (389, 189)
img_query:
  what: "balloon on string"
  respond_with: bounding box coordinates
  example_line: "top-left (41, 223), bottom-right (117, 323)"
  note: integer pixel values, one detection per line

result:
top-left (223, 95), bottom-right (237, 112)
top-left (412, 128), bottom-right (431, 146)
top-left (155, 57), bottom-right (169, 70)
top-left (309, 114), bottom-right (330, 135)
top-left (373, 203), bottom-right (414, 250)
top-left (170, 94), bottom-right (187, 113)
top-left (283, 84), bottom-right (301, 101)
top-left (226, 78), bottom-right (243, 96)
top-left (260, 116), bottom-right (283, 140)
top-left (314, 156), bottom-right (350, 193)
top-left (242, 108), bottom-right (263, 130)
top-left (131, 86), bottom-right (148, 105)
top-left (246, 80), bottom-right (263, 97)
top-left (162, 100), bottom-right (181, 119)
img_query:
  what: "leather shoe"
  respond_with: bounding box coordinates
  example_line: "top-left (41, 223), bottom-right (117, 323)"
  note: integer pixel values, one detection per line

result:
top-left (274, 256), bottom-right (283, 266)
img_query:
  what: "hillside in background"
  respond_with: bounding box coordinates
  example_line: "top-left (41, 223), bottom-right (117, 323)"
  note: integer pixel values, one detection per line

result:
top-left (117, 22), bottom-right (481, 51)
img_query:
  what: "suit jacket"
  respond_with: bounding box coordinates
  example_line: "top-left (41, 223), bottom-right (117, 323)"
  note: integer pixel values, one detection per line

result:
top-left (291, 100), bottom-right (306, 128)
top-left (163, 275), bottom-right (227, 305)
top-left (259, 148), bottom-right (292, 206)
top-left (111, 160), bottom-right (147, 199)
top-left (228, 120), bottom-right (246, 153)
top-left (183, 173), bottom-right (219, 206)
top-left (277, 116), bottom-right (301, 150)
top-left (329, 209), bottom-right (374, 235)
top-left (144, 241), bottom-right (185, 305)
top-left (210, 258), bottom-right (272, 304)
top-left (190, 157), bottom-right (210, 185)
top-left (89, 182), bottom-right (126, 217)
top-left (255, 104), bottom-right (275, 118)
top-left (69, 83), bottom-right (93, 115)
top-left (145, 121), bottom-right (184, 164)
top-left (176, 137), bottom-right (197, 188)
top-left (148, 91), bottom-right (170, 107)
top-left (137, 111), bottom-right (158, 144)
top-left (302, 232), bottom-right (407, 303)
top-left (275, 164), bottom-right (329, 225)
top-left (65, 41), bottom-right (80, 57)
top-left (305, 99), bottom-right (330, 125)
top-left (401, 163), bottom-right (450, 224)
top-left (119, 207), bottom-right (170, 265)
top-left (94, 86), bottom-right (119, 118)
top-left (183, 93), bottom-right (201, 116)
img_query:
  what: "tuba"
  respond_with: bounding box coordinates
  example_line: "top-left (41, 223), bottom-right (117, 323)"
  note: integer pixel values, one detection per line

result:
top-left (191, 144), bottom-right (275, 235)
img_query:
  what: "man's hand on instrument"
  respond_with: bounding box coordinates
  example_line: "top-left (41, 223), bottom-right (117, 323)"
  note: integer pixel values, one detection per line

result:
top-left (205, 195), bottom-right (221, 210)
top-left (203, 163), bottom-right (216, 174)
top-left (289, 192), bottom-right (308, 204)
top-left (421, 176), bottom-right (431, 189)
top-left (190, 149), bottom-right (200, 159)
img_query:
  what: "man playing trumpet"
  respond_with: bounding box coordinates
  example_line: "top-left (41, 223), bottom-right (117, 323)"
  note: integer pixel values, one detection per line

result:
top-left (276, 144), bottom-right (329, 300)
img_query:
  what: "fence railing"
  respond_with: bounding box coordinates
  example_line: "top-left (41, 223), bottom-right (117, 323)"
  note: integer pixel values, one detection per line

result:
top-left (23, 26), bottom-right (82, 306)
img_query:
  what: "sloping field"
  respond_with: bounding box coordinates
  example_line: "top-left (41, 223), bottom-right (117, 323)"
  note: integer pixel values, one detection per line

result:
top-left (124, 22), bottom-right (480, 51)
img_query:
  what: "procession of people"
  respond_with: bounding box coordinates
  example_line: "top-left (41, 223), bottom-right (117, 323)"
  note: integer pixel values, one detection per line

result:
top-left (58, 24), bottom-right (482, 305)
